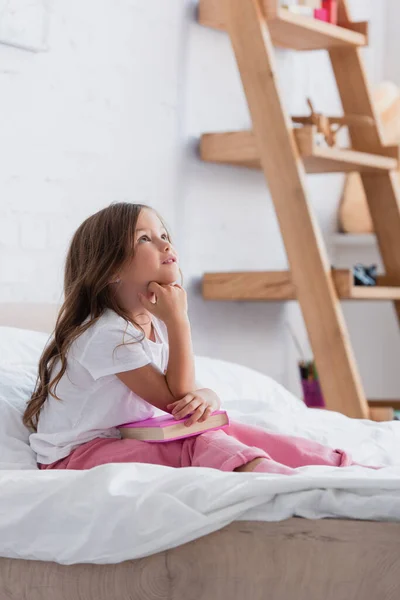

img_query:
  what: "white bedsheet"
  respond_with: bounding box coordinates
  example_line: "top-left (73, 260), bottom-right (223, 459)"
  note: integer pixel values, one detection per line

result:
top-left (1, 396), bottom-right (400, 565)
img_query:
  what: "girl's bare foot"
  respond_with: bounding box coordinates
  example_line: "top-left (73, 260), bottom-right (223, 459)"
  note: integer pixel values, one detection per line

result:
top-left (234, 458), bottom-right (264, 473)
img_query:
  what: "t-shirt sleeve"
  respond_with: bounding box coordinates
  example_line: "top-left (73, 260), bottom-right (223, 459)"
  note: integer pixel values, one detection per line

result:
top-left (79, 324), bottom-right (151, 380)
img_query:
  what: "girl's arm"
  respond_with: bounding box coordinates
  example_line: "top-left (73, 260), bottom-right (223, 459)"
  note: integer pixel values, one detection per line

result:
top-left (116, 363), bottom-right (181, 412)
top-left (139, 282), bottom-right (195, 398)
top-left (117, 364), bottom-right (219, 418)
top-left (164, 316), bottom-right (195, 399)
top-left (117, 282), bottom-right (197, 413)
top-left (116, 316), bottom-right (195, 412)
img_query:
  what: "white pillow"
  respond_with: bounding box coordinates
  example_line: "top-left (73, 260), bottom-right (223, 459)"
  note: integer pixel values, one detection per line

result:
top-left (0, 326), bottom-right (49, 367)
top-left (194, 355), bottom-right (304, 424)
top-left (0, 364), bottom-right (39, 469)
top-left (0, 327), bottom-right (49, 470)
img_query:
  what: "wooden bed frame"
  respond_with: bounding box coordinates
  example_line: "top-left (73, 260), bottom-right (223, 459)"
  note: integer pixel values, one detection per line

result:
top-left (1, 519), bottom-right (400, 599)
top-left (1, 303), bottom-right (400, 599)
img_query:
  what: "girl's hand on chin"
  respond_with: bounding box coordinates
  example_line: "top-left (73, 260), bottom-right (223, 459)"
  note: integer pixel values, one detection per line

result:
top-left (138, 281), bottom-right (188, 325)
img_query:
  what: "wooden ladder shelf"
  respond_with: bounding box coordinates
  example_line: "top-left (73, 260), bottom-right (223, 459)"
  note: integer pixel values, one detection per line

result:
top-left (198, 0), bottom-right (400, 420)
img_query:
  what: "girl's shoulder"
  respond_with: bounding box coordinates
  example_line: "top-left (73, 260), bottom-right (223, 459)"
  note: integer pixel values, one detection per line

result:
top-left (74, 311), bottom-right (168, 356)
top-left (84, 308), bottom-right (135, 338)
top-left (72, 309), bottom-right (142, 360)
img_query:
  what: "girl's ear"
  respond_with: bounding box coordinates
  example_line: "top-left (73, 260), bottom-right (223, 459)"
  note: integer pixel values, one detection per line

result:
top-left (110, 277), bottom-right (121, 284)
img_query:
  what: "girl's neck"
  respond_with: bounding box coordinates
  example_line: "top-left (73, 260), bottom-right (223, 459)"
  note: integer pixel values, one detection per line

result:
top-left (129, 309), bottom-right (153, 339)
top-left (115, 288), bottom-right (156, 340)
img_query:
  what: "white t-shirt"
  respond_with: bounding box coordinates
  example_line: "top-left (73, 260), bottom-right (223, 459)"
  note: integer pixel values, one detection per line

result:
top-left (29, 309), bottom-right (169, 464)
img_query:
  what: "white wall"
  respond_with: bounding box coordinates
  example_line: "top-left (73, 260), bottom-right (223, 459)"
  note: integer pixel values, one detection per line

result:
top-left (384, 0), bottom-right (400, 85)
top-left (0, 0), bottom-right (185, 301)
top-left (0, 0), bottom-right (392, 394)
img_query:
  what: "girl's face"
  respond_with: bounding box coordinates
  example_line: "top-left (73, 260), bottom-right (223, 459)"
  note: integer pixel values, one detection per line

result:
top-left (118, 208), bottom-right (179, 293)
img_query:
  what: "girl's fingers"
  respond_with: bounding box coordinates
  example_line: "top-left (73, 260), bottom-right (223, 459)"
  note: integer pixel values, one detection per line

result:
top-left (185, 404), bottom-right (207, 427)
top-left (171, 394), bottom-right (194, 415)
top-left (168, 399), bottom-right (181, 409)
top-left (148, 281), bottom-right (163, 294)
top-left (173, 401), bottom-right (200, 420)
top-left (171, 400), bottom-right (187, 415)
top-left (199, 406), bottom-right (212, 423)
top-left (173, 399), bottom-right (201, 420)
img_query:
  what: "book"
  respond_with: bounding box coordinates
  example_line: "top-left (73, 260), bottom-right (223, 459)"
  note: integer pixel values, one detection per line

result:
top-left (118, 410), bottom-right (229, 442)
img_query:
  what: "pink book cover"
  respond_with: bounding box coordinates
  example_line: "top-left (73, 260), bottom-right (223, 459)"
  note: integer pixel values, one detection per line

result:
top-left (118, 409), bottom-right (229, 442)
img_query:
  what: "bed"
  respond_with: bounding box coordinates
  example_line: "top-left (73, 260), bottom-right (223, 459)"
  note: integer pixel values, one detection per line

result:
top-left (1, 303), bottom-right (400, 600)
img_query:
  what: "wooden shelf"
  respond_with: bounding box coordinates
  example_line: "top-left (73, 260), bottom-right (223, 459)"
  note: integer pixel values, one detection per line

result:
top-left (200, 131), bottom-right (259, 170)
top-left (337, 270), bottom-right (400, 299)
top-left (332, 234), bottom-right (377, 247)
top-left (203, 270), bottom-right (400, 301)
top-left (368, 399), bottom-right (400, 410)
top-left (294, 127), bottom-right (398, 173)
top-left (200, 130), bottom-right (398, 174)
top-left (203, 271), bottom-right (297, 301)
top-left (198, 0), bottom-right (368, 50)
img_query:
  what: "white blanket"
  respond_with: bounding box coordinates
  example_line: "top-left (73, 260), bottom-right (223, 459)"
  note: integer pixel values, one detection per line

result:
top-left (1, 396), bottom-right (400, 565)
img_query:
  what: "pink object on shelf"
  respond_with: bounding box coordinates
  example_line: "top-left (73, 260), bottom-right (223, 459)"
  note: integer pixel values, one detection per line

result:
top-left (314, 7), bottom-right (329, 22)
top-left (322, 0), bottom-right (338, 25)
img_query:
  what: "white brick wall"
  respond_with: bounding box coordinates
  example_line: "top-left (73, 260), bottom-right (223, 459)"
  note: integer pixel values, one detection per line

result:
top-left (20, 215), bottom-right (47, 250)
top-left (0, 215), bottom-right (19, 248)
top-left (0, 0), bottom-right (182, 299)
top-left (0, 252), bottom-right (36, 283)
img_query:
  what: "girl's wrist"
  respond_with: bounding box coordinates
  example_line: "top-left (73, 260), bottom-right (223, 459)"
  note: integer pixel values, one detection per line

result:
top-left (197, 388), bottom-right (221, 410)
top-left (210, 393), bottom-right (221, 410)
top-left (165, 314), bottom-right (190, 328)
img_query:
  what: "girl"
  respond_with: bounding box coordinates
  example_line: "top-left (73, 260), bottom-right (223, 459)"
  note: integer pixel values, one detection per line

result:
top-left (24, 202), bottom-right (366, 474)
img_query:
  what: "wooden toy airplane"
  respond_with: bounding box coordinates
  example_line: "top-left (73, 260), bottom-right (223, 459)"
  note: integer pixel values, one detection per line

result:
top-left (292, 98), bottom-right (374, 147)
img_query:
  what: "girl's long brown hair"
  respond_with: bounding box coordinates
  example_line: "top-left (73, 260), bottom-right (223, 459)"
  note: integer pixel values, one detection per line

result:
top-left (23, 202), bottom-right (168, 431)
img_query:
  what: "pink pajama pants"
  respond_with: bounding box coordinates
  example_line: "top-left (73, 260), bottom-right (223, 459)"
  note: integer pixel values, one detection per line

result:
top-left (40, 421), bottom-right (369, 474)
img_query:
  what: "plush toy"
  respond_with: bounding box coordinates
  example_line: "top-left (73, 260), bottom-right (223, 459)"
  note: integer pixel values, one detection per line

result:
top-left (339, 173), bottom-right (373, 234)
top-left (339, 82), bottom-right (400, 234)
